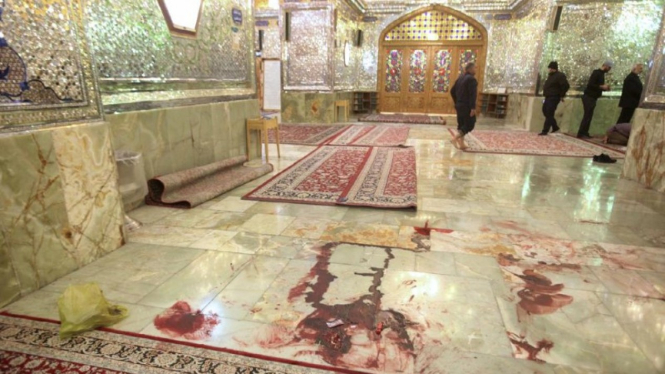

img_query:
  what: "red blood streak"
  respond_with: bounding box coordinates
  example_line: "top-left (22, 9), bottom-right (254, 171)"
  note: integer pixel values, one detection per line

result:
top-left (508, 333), bottom-right (554, 362)
top-left (513, 270), bottom-right (573, 315)
top-left (153, 301), bottom-right (219, 340)
top-left (271, 242), bottom-right (419, 370)
top-left (413, 221), bottom-right (453, 236)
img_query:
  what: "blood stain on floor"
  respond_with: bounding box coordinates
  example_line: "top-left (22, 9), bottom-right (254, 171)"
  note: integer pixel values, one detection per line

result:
top-left (153, 301), bottom-right (220, 340)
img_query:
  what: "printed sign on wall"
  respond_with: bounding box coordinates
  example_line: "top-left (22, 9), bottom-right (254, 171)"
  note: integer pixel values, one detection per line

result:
top-left (232, 8), bottom-right (242, 25)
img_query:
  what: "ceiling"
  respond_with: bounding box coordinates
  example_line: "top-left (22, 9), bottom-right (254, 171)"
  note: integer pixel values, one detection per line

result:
top-left (356, 0), bottom-right (526, 15)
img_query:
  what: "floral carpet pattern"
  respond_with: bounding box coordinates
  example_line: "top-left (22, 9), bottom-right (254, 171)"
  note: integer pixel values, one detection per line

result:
top-left (244, 146), bottom-right (417, 208)
top-left (0, 313), bottom-right (334, 374)
top-left (327, 125), bottom-right (410, 147)
top-left (268, 124), bottom-right (349, 145)
top-left (449, 129), bottom-right (626, 158)
top-left (360, 113), bottom-right (446, 125)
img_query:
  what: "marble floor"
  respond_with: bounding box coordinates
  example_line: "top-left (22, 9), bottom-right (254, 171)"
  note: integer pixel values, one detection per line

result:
top-left (4, 122), bottom-right (665, 373)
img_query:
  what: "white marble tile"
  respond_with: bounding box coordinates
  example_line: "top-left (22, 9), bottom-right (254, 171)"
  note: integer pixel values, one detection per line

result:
top-left (241, 213), bottom-right (296, 235)
top-left (207, 196), bottom-right (257, 212)
top-left (139, 251), bottom-right (253, 308)
top-left (188, 230), bottom-right (238, 251)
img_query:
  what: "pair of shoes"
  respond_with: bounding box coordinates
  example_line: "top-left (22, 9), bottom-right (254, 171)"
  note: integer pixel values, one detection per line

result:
top-left (538, 132), bottom-right (548, 136)
top-left (593, 153), bottom-right (617, 164)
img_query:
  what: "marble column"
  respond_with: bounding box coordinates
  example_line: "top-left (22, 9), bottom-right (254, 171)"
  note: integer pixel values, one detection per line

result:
top-left (622, 108), bottom-right (665, 192)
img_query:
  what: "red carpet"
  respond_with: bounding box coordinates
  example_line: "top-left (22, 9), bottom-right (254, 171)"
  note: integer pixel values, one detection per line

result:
top-left (0, 313), bottom-right (363, 374)
top-left (268, 124), bottom-right (349, 145)
top-left (448, 129), bottom-right (626, 158)
top-left (327, 125), bottom-right (410, 147)
top-left (244, 146), bottom-right (417, 208)
top-left (360, 113), bottom-right (446, 125)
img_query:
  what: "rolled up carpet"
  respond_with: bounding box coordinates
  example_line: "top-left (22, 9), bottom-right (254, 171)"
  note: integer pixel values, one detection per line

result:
top-left (145, 156), bottom-right (273, 209)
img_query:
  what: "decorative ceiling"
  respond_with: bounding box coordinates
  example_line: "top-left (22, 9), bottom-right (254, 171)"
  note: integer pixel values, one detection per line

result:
top-left (354, 0), bottom-right (526, 15)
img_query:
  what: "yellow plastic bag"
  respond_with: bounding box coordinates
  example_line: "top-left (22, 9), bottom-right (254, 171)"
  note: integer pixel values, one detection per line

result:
top-left (57, 283), bottom-right (128, 338)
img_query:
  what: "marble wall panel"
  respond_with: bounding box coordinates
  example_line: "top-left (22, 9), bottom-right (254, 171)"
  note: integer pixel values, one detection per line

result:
top-left (0, 122), bottom-right (124, 307)
top-left (506, 94), bottom-right (621, 136)
top-left (108, 99), bottom-right (261, 181)
top-left (623, 109), bottom-right (665, 192)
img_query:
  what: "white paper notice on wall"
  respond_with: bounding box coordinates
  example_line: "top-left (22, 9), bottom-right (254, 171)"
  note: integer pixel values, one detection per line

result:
top-left (263, 60), bottom-right (281, 110)
top-left (497, 87), bottom-right (507, 94)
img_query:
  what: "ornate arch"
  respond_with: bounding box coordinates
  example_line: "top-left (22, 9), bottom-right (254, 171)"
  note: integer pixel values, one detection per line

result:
top-left (377, 6), bottom-right (488, 114)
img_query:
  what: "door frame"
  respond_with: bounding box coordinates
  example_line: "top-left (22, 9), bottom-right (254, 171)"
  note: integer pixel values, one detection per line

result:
top-left (376, 5), bottom-right (488, 114)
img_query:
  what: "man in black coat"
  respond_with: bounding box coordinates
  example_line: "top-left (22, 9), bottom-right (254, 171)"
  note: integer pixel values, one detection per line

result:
top-left (577, 61), bottom-right (612, 139)
top-left (616, 64), bottom-right (643, 124)
top-left (539, 61), bottom-right (570, 135)
top-left (451, 63), bottom-right (478, 150)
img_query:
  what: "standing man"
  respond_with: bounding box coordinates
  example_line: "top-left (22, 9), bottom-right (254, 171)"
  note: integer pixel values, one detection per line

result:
top-left (616, 63), bottom-right (643, 124)
top-left (539, 61), bottom-right (570, 135)
top-left (450, 63), bottom-right (478, 150)
top-left (577, 61), bottom-right (613, 139)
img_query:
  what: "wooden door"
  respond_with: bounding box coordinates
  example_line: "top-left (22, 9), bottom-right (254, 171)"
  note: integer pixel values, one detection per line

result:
top-left (429, 47), bottom-right (455, 114)
top-left (402, 47), bottom-right (429, 113)
top-left (380, 47), bottom-right (406, 113)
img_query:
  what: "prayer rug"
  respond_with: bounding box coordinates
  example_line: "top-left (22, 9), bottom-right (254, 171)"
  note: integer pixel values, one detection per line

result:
top-left (244, 146), bottom-right (417, 208)
top-left (267, 124), bottom-right (349, 145)
top-left (327, 125), bottom-right (410, 147)
top-left (360, 113), bottom-right (446, 125)
top-left (448, 129), bottom-right (626, 158)
top-left (0, 313), bottom-right (352, 374)
top-left (145, 156), bottom-right (273, 209)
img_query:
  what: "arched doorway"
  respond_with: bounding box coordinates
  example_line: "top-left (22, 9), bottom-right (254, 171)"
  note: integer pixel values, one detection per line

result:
top-left (377, 6), bottom-right (488, 115)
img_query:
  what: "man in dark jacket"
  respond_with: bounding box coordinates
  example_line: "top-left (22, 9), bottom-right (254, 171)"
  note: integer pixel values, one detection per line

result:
top-left (450, 63), bottom-right (478, 150)
top-left (539, 61), bottom-right (570, 135)
top-left (577, 61), bottom-right (612, 139)
top-left (616, 64), bottom-right (643, 124)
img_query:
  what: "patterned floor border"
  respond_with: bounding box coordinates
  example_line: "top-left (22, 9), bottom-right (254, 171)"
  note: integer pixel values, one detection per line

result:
top-left (0, 312), bottom-right (368, 374)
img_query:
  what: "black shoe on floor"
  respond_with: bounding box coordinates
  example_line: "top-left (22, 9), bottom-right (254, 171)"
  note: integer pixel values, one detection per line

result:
top-left (578, 134), bottom-right (592, 139)
top-left (593, 153), bottom-right (617, 164)
top-left (552, 126), bottom-right (560, 134)
top-left (538, 132), bottom-right (548, 136)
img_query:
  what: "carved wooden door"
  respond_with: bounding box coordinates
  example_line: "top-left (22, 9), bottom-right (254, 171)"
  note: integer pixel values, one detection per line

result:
top-left (402, 47), bottom-right (429, 113)
top-left (380, 47), bottom-right (405, 113)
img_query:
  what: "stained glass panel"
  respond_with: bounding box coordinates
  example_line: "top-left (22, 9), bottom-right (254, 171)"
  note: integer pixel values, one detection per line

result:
top-left (385, 11), bottom-right (482, 42)
top-left (459, 49), bottom-right (477, 75)
top-left (409, 50), bottom-right (427, 93)
top-left (432, 49), bottom-right (452, 93)
top-left (384, 49), bottom-right (403, 93)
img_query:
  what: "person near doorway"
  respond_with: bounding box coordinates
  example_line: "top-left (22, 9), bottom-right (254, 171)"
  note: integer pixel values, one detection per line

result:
top-left (539, 61), bottom-right (570, 136)
top-left (577, 61), bottom-right (613, 139)
top-left (450, 63), bottom-right (478, 150)
top-left (616, 63), bottom-right (643, 124)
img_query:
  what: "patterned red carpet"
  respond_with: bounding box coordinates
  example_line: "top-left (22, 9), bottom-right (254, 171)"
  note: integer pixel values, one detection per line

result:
top-left (0, 313), bottom-right (343, 374)
top-left (267, 124), bottom-right (348, 145)
top-left (448, 129), bottom-right (626, 158)
top-left (327, 125), bottom-right (410, 147)
top-left (360, 113), bottom-right (446, 125)
top-left (244, 146), bottom-right (417, 208)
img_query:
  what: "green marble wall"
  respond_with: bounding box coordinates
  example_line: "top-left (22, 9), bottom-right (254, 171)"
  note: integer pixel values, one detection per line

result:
top-left (108, 99), bottom-right (261, 180)
top-left (281, 91), bottom-right (355, 124)
top-left (0, 122), bottom-right (125, 308)
top-left (507, 94), bottom-right (621, 136)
